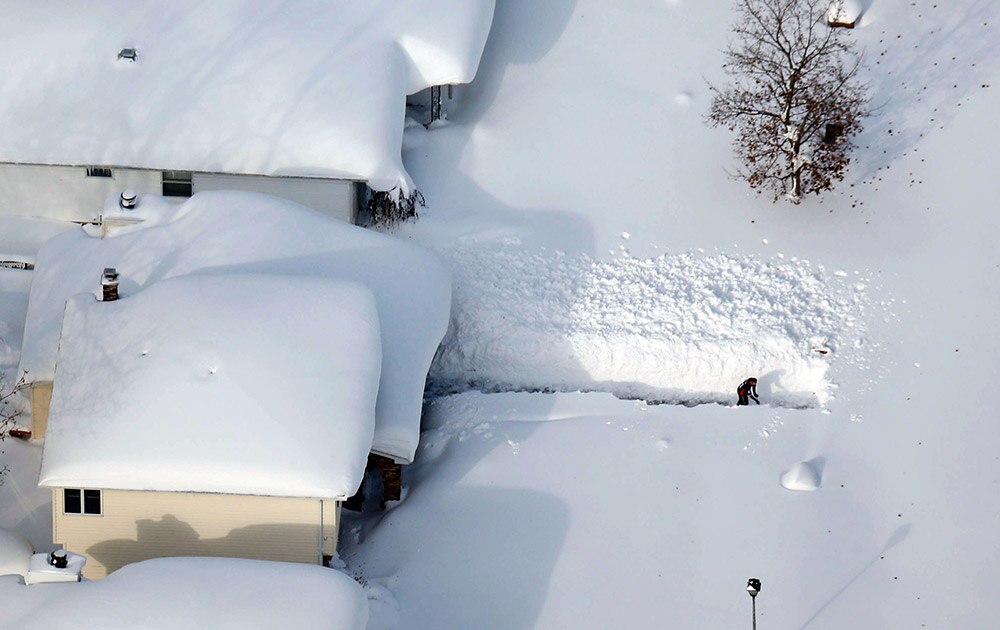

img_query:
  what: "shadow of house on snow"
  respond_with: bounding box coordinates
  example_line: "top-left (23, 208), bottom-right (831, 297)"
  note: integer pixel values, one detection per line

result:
top-left (87, 515), bottom-right (323, 576)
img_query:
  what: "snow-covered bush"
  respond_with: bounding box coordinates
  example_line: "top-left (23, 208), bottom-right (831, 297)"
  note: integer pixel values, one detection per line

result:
top-left (708, 0), bottom-right (869, 202)
top-left (366, 189), bottom-right (426, 227)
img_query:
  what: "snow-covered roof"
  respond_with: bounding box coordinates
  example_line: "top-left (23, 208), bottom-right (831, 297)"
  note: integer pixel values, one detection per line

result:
top-left (827, 0), bottom-right (863, 25)
top-left (38, 274), bottom-right (381, 498)
top-left (21, 192), bottom-right (451, 464)
top-left (0, 528), bottom-right (33, 581)
top-left (14, 557), bottom-right (368, 630)
top-left (0, 0), bottom-right (495, 192)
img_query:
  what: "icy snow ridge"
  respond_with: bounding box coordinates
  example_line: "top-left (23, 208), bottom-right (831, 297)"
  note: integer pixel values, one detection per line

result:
top-left (431, 246), bottom-right (870, 407)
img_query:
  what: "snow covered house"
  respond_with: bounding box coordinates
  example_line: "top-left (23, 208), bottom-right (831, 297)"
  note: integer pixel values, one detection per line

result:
top-left (39, 274), bottom-right (382, 579)
top-left (18, 192), bottom-right (451, 574)
top-left (0, 0), bottom-right (496, 224)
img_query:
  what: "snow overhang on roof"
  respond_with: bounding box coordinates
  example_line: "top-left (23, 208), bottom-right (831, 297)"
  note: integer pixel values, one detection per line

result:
top-left (0, 0), bottom-right (496, 194)
top-left (20, 191), bottom-right (451, 465)
top-left (38, 274), bottom-right (382, 498)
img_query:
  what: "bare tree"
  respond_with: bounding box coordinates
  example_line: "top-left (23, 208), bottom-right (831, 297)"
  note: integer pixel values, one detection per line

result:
top-left (708, 0), bottom-right (868, 203)
top-left (0, 372), bottom-right (26, 486)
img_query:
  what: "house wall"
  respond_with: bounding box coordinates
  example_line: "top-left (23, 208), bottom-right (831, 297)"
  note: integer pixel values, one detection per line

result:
top-left (192, 173), bottom-right (360, 224)
top-left (51, 488), bottom-right (341, 579)
top-left (0, 163), bottom-right (361, 224)
top-left (0, 164), bottom-right (160, 222)
top-left (30, 382), bottom-right (53, 439)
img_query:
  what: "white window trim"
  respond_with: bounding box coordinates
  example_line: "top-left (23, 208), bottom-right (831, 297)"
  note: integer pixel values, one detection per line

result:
top-left (63, 488), bottom-right (103, 516)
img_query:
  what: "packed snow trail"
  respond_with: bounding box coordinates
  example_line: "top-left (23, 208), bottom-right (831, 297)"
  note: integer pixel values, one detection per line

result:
top-left (430, 245), bottom-right (874, 407)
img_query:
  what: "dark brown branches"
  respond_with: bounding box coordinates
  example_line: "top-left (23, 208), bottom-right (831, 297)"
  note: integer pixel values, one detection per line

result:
top-left (708, 0), bottom-right (868, 203)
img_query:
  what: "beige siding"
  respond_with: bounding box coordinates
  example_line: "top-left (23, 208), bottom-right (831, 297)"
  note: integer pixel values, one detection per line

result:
top-left (52, 488), bottom-right (340, 579)
top-left (322, 500), bottom-right (340, 556)
top-left (30, 382), bottom-right (52, 439)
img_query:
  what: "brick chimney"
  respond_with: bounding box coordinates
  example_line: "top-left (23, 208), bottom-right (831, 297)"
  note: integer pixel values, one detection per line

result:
top-left (102, 268), bottom-right (119, 302)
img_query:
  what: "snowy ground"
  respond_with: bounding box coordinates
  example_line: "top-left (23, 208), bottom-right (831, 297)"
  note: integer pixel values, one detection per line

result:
top-left (3, 0), bottom-right (1000, 627)
top-left (344, 0), bottom-right (1000, 628)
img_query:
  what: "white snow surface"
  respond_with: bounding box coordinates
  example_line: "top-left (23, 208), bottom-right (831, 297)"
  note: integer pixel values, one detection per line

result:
top-left (342, 0), bottom-right (1000, 627)
top-left (0, 528), bottom-right (33, 580)
top-left (19, 192), bottom-right (451, 464)
top-left (4, 557), bottom-right (367, 630)
top-left (0, 0), bottom-right (495, 193)
top-left (781, 459), bottom-right (823, 492)
top-left (39, 275), bottom-right (381, 498)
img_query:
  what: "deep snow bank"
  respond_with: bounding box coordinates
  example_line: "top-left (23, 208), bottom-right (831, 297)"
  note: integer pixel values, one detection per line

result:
top-left (431, 244), bottom-right (873, 407)
top-left (6, 557), bottom-right (367, 629)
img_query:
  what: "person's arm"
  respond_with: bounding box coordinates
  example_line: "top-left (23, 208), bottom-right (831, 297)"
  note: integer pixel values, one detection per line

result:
top-left (751, 384), bottom-right (760, 403)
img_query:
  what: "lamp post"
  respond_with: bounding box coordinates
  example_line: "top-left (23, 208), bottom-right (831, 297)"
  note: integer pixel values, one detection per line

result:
top-left (746, 578), bottom-right (761, 629)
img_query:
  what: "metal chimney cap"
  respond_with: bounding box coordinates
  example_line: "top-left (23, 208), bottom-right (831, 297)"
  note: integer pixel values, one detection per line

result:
top-left (120, 189), bottom-right (138, 209)
top-left (102, 267), bottom-right (120, 283)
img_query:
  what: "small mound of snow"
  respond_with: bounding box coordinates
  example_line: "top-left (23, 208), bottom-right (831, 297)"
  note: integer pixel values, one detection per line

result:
top-left (0, 528), bottom-right (33, 580)
top-left (827, 0), bottom-right (864, 25)
top-left (781, 460), bottom-right (822, 492)
top-left (674, 91), bottom-right (694, 106)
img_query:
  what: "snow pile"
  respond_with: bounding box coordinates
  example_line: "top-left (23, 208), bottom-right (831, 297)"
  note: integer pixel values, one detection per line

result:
top-left (0, 528), bottom-right (32, 580)
top-left (431, 245), bottom-right (870, 407)
top-left (20, 192), bottom-right (450, 464)
top-left (39, 275), bottom-right (380, 498)
top-left (8, 557), bottom-right (367, 629)
top-left (0, 0), bottom-right (495, 192)
top-left (781, 459), bottom-right (824, 492)
top-left (827, 1), bottom-right (865, 26)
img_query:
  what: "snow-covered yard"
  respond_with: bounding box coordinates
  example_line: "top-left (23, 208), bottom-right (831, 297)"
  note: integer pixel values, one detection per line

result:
top-left (3, 0), bottom-right (1000, 627)
top-left (343, 0), bottom-right (1000, 627)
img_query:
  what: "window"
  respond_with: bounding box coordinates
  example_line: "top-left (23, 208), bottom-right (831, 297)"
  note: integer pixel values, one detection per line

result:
top-left (63, 488), bottom-right (102, 515)
top-left (162, 171), bottom-right (192, 197)
top-left (86, 167), bottom-right (113, 178)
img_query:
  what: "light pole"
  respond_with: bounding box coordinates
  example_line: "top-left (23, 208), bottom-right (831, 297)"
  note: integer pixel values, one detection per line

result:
top-left (746, 578), bottom-right (761, 630)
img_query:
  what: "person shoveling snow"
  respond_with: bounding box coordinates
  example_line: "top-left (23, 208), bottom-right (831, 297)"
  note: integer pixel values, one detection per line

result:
top-left (737, 377), bottom-right (759, 406)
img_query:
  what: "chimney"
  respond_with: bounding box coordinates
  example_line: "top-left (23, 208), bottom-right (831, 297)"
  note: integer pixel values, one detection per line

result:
top-left (102, 268), bottom-right (119, 302)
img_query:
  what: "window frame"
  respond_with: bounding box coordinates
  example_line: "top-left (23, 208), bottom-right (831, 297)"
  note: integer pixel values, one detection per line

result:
top-left (161, 171), bottom-right (193, 197)
top-left (63, 488), bottom-right (103, 516)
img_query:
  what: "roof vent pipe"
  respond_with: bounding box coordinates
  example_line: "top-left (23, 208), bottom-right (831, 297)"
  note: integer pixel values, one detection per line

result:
top-left (102, 268), bottom-right (120, 302)
top-left (120, 189), bottom-right (137, 210)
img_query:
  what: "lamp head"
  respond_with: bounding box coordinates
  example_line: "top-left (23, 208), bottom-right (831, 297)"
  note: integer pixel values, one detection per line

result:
top-left (747, 578), bottom-right (761, 598)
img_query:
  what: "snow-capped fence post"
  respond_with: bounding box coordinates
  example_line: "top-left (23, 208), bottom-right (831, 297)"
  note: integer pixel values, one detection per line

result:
top-left (746, 577), bottom-right (761, 629)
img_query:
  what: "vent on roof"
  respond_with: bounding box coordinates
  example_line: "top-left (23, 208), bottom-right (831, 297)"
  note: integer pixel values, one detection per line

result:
top-left (118, 47), bottom-right (138, 62)
top-left (86, 167), bottom-right (113, 178)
